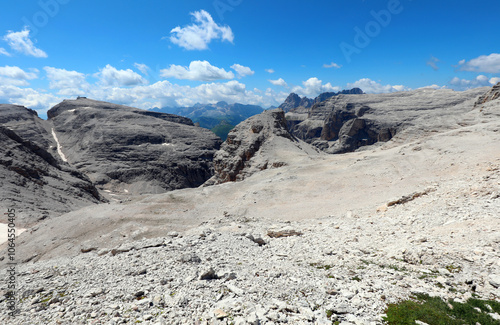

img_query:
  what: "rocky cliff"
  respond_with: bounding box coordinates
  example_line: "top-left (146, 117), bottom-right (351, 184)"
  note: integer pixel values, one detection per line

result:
top-left (0, 98), bottom-right (224, 224)
top-left (47, 98), bottom-right (222, 194)
top-left (0, 104), bottom-right (56, 152)
top-left (206, 109), bottom-right (318, 184)
top-left (0, 105), bottom-right (105, 225)
top-left (475, 82), bottom-right (500, 107)
top-left (286, 87), bottom-right (487, 154)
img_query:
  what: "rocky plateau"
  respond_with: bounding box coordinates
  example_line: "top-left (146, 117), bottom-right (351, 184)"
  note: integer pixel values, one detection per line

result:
top-left (0, 85), bottom-right (499, 324)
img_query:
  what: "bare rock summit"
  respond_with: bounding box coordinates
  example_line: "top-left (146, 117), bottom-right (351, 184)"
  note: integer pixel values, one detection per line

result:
top-left (206, 109), bottom-right (318, 184)
top-left (0, 104), bottom-right (105, 225)
top-left (47, 98), bottom-right (222, 194)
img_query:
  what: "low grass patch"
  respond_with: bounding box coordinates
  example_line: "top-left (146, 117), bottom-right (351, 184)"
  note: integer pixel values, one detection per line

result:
top-left (383, 293), bottom-right (500, 325)
top-left (309, 262), bottom-right (333, 270)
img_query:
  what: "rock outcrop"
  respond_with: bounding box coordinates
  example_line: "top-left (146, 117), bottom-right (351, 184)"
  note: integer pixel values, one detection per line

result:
top-left (286, 87), bottom-right (486, 153)
top-left (0, 104), bottom-right (56, 152)
top-left (206, 109), bottom-right (316, 184)
top-left (0, 115), bottom-right (104, 226)
top-left (47, 98), bottom-right (222, 194)
top-left (475, 82), bottom-right (500, 107)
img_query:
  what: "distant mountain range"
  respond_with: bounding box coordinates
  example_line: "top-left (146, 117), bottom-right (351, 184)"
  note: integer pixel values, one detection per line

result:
top-left (152, 89), bottom-right (364, 140)
top-left (279, 88), bottom-right (364, 112)
top-left (152, 102), bottom-right (265, 140)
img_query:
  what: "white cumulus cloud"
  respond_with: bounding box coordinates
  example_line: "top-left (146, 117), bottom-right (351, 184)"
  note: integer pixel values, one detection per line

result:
top-left (458, 53), bottom-right (500, 73)
top-left (448, 75), bottom-right (493, 91)
top-left (292, 77), bottom-right (340, 97)
top-left (0, 85), bottom-right (60, 113)
top-left (231, 64), bottom-right (254, 78)
top-left (489, 77), bottom-right (500, 85)
top-left (0, 66), bottom-right (38, 86)
top-left (0, 65), bottom-right (38, 80)
top-left (3, 28), bottom-right (47, 58)
top-left (44, 67), bottom-right (89, 96)
top-left (347, 78), bottom-right (410, 93)
top-left (169, 10), bottom-right (234, 50)
top-left (269, 78), bottom-right (288, 87)
top-left (94, 64), bottom-right (147, 87)
top-left (0, 64), bottom-right (292, 115)
top-left (160, 60), bottom-right (234, 81)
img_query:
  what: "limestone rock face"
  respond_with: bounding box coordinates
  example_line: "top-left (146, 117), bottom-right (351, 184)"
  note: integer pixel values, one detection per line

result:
top-left (207, 109), bottom-right (308, 184)
top-left (0, 104), bottom-right (56, 152)
top-left (47, 98), bottom-right (222, 194)
top-left (286, 88), bottom-right (486, 153)
top-left (0, 119), bottom-right (104, 226)
top-left (475, 82), bottom-right (500, 107)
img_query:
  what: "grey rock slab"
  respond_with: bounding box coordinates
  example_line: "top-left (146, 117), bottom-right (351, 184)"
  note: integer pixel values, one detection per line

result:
top-left (47, 98), bottom-right (222, 195)
top-left (0, 108), bottom-right (105, 225)
top-left (286, 87), bottom-right (487, 153)
top-left (488, 274), bottom-right (500, 288)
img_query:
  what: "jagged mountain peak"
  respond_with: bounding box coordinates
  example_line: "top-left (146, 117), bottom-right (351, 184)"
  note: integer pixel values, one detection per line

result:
top-left (279, 88), bottom-right (364, 112)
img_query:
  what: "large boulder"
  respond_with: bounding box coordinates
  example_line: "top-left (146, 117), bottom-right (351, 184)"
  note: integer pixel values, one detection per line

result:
top-left (47, 98), bottom-right (222, 194)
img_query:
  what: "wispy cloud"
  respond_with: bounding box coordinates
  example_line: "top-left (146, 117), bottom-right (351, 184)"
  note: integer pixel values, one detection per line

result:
top-left (3, 28), bottom-right (47, 58)
top-left (169, 10), bottom-right (234, 50)
top-left (134, 63), bottom-right (150, 76)
top-left (323, 62), bottom-right (342, 69)
top-left (458, 53), bottom-right (500, 73)
top-left (265, 69), bottom-right (275, 74)
top-left (426, 56), bottom-right (440, 71)
top-left (231, 64), bottom-right (254, 78)
top-left (0, 48), bottom-right (10, 56)
top-left (160, 60), bottom-right (234, 81)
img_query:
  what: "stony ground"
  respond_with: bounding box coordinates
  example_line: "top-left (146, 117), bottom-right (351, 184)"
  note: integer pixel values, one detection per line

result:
top-left (1, 90), bottom-right (500, 324)
top-left (1, 159), bottom-right (499, 324)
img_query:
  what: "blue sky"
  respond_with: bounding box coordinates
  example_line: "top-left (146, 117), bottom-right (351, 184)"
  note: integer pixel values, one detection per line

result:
top-left (1, 0), bottom-right (500, 117)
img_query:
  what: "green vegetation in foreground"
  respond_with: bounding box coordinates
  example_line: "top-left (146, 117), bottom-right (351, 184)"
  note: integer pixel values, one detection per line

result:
top-left (383, 293), bottom-right (500, 325)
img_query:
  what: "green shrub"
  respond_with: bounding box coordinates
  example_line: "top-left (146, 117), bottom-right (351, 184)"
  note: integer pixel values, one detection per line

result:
top-left (383, 293), bottom-right (500, 325)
